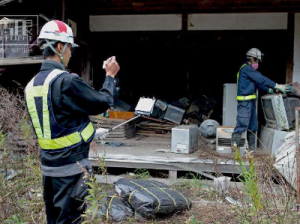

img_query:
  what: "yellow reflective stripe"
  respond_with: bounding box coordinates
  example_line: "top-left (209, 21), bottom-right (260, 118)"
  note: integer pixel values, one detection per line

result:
top-left (26, 86), bottom-right (44, 97)
top-left (237, 64), bottom-right (247, 84)
top-left (38, 131), bottom-right (81, 150)
top-left (43, 94), bottom-right (51, 139)
top-left (26, 98), bottom-right (43, 139)
top-left (43, 69), bottom-right (66, 139)
top-left (25, 79), bottom-right (43, 139)
top-left (106, 194), bottom-right (117, 221)
top-left (81, 122), bottom-right (94, 142)
top-left (236, 95), bottom-right (257, 101)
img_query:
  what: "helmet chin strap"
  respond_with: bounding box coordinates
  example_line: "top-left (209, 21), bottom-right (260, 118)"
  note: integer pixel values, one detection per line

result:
top-left (44, 39), bottom-right (68, 65)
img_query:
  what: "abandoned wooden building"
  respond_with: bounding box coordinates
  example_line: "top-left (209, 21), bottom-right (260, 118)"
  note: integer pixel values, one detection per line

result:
top-left (1, 0), bottom-right (300, 183)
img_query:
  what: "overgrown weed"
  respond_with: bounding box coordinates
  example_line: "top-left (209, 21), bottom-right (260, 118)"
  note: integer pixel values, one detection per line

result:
top-left (232, 145), bottom-right (298, 224)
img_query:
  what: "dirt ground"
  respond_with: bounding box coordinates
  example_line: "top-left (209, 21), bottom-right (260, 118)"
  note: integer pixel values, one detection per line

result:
top-left (95, 180), bottom-right (241, 224)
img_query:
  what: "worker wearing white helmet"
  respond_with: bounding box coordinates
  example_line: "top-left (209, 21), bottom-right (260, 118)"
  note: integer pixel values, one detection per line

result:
top-left (25, 20), bottom-right (120, 223)
top-left (232, 48), bottom-right (290, 151)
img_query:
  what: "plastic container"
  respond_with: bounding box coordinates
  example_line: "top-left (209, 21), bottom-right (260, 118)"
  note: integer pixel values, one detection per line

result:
top-left (164, 105), bottom-right (185, 124)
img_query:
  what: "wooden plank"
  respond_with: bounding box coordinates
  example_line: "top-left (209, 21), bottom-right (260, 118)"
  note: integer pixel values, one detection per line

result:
top-left (90, 14), bottom-right (182, 31)
top-left (109, 111), bottom-right (135, 119)
top-left (136, 132), bottom-right (171, 138)
top-left (90, 115), bottom-right (127, 122)
top-left (286, 13), bottom-right (295, 83)
top-left (89, 159), bottom-right (241, 174)
top-left (95, 174), bottom-right (245, 189)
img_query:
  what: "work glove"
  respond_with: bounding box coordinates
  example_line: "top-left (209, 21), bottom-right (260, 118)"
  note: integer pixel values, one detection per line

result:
top-left (268, 88), bottom-right (275, 94)
top-left (285, 85), bottom-right (292, 93)
top-left (95, 128), bottom-right (109, 140)
top-left (275, 84), bottom-right (288, 93)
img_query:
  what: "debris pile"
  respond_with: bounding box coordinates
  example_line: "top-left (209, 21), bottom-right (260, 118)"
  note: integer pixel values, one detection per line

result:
top-left (136, 119), bottom-right (176, 137)
top-left (91, 93), bottom-right (220, 142)
top-left (90, 115), bottom-right (136, 140)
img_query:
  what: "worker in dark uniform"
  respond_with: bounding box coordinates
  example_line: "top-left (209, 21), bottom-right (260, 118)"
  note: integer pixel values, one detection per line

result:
top-left (24, 20), bottom-right (119, 224)
top-left (232, 48), bottom-right (290, 151)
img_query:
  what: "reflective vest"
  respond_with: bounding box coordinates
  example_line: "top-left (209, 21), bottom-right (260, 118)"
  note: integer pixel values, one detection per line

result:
top-left (236, 64), bottom-right (257, 101)
top-left (25, 69), bottom-right (95, 151)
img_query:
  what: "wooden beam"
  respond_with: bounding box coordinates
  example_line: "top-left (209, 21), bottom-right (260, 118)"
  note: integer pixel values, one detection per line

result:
top-left (95, 174), bottom-right (245, 189)
top-left (88, 0), bottom-right (300, 14)
top-left (286, 13), bottom-right (295, 83)
top-left (89, 159), bottom-right (242, 174)
top-left (182, 13), bottom-right (188, 32)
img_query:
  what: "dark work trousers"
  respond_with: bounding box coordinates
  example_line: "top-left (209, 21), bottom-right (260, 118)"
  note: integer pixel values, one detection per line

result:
top-left (233, 100), bottom-right (258, 134)
top-left (43, 173), bottom-right (83, 224)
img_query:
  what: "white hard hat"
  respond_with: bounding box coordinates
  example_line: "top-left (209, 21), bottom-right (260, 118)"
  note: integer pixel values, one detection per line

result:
top-left (38, 20), bottom-right (78, 48)
top-left (246, 48), bottom-right (263, 62)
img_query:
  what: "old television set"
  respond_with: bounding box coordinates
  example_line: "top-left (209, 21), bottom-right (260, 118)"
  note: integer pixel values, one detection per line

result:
top-left (261, 94), bottom-right (300, 130)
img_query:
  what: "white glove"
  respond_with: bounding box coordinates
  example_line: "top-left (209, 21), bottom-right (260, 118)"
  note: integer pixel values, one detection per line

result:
top-left (275, 84), bottom-right (287, 93)
top-left (94, 128), bottom-right (109, 140)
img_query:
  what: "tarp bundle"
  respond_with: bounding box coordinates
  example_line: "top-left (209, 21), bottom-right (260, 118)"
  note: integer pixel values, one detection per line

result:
top-left (114, 179), bottom-right (192, 219)
top-left (92, 193), bottom-right (134, 222)
top-left (90, 179), bottom-right (192, 222)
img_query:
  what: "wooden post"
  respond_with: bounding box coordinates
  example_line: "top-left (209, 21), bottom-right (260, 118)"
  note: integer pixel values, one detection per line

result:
top-left (62, 0), bottom-right (66, 22)
top-left (169, 170), bottom-right (177, 184)
top-left (286, 13), bottom-right (295, 83)
top-left (295, 107), bottom-right (300, 211)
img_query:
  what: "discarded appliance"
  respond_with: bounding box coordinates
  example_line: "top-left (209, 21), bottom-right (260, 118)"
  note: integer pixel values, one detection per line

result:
top-left (259, 125), bottom-right (288, 156)
top-left (155, 99), bottom-right (168, 111)
top-left (164, 105), bottom-right (185, 124)
top-left (114, 179), bottom-right (192, 219)
top-left (197, 92), bottom-right (217, 120)
top-left (171, 125), bottom-right (198, 154)
top-left (261, 94), bottom-right (300, 131)
top-left (223, 84), bottom-right (238, 126)
top-left (199, 119), bottom-right (220, 138)
top-left (216, 126), bottom-right (246, 154)
top-left (274, 131), bottom-right (298, 190)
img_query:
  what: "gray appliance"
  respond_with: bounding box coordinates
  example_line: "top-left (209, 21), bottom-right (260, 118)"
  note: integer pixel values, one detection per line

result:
top-left (171, 125), bottom-right (198, 154)
top-left (223, 84), bottom-right (238, 126)
top-left (222, 83), bottom-right (258, 149)
top-left (259, 125), bottom-right (288, 156)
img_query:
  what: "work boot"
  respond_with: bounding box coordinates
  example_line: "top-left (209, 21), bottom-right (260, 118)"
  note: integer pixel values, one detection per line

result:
top-left (247, 132), bottom-right (256, 152)
top-left (231, 133), bottom-right (242, 148)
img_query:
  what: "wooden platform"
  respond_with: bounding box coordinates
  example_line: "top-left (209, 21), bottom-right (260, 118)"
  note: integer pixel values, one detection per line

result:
top-left (89, 136), bottom-right (244, 183)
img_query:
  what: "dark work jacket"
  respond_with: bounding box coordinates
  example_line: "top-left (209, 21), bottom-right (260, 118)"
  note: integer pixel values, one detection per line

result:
top-left (38, 60), bottom-right (115, 167)
top-left (237, 63), bottom-right (276, 96)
